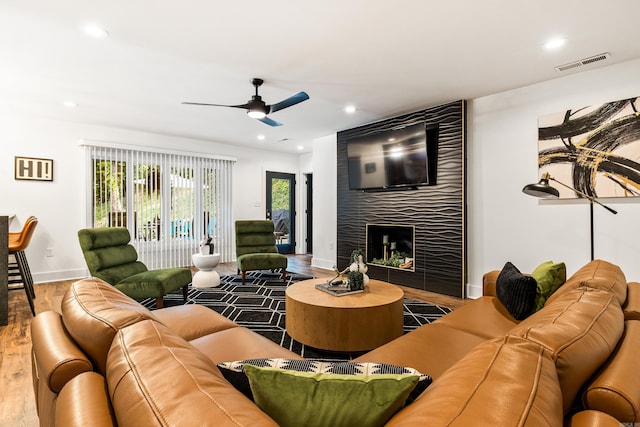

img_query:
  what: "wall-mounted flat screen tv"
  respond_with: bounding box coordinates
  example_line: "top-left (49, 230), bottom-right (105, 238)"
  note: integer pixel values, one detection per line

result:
top-left (346, 122), bottom-right (438, 191)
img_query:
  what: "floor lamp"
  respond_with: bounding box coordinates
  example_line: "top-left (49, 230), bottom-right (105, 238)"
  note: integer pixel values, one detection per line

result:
top-left (522, 172), bottom-right (617, 261)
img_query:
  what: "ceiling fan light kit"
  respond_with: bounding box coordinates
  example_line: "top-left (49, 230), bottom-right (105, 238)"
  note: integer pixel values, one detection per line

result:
top-left (247, 101), bottom-right (268, 119)
top-left (247, 110), bottom-right (266, 119)
top-left (182, 78), bottom-right (309, 127)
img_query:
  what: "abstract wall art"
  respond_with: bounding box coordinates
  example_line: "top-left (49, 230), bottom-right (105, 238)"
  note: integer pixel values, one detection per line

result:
top-left (538, 97), bottom-right (640, 198)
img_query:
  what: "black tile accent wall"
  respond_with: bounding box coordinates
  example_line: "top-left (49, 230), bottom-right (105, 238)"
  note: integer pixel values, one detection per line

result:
top-left (336, 100), bottom-right (466, 298)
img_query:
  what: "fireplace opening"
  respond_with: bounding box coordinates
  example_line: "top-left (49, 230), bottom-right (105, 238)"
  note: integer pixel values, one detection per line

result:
top-left (366, 224), bottom-right (415, 271)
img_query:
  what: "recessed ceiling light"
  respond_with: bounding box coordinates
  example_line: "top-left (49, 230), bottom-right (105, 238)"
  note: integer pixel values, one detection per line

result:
top-left (62, 101), bottom-right (78, 108)
top-left (297, 145), bottom-right (304, 150)
top-left (257, 134), bottom-right (266, 140)
top-left (82, 23), bottom-right (109, 39)
top-left (344, 105), bottom-right (357, 114)
top-left (545, 37), bottom-right (566, 50)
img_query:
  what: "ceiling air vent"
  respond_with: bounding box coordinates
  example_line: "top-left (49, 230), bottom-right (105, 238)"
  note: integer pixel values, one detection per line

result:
top-left (555, 52), bottom-right (610, 72)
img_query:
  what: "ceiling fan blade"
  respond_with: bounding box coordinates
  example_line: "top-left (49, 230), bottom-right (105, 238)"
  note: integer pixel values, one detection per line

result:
top-left (258, 116), bottom-right (283, 127)
top-left (268, 92), bottom-right (309, 114)
top-left (181, 101), bottom-right (250, 110)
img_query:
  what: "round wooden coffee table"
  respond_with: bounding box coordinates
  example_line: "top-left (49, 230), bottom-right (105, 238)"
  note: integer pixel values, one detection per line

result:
top-left (285, 278), bottom-right (404, 352)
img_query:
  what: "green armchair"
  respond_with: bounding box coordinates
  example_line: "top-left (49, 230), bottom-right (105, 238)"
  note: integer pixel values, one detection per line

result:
top-left (235, 220), bottom-right (287, 285)
top-left (77, 227), bottom-right (191, 308)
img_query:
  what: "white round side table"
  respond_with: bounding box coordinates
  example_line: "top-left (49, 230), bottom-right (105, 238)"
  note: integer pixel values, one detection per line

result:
top-left (192, 253), bottom-right (221, 288)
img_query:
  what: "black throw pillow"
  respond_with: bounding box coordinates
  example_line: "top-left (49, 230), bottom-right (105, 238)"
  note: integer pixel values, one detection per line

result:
top-left (496, 262), bottom-right (537, 320)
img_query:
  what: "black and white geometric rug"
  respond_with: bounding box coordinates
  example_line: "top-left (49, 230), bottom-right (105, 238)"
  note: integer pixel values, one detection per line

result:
top-left (142, 270), bottom-right (452, 360)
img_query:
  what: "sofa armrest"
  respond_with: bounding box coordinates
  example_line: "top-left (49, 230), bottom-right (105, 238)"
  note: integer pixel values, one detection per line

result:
top-left (582, 320), bottom-right (640, 422)
top-left (31, 311), bottom-right (93, 394)
top-left (55, 372), bottom-right (116, 427)
top-left (623, 282), bottom-right (640, 320)
top-left (482, 270), bottom-right (500, 296)
top-left (566, 410), bottom-right (624, 427)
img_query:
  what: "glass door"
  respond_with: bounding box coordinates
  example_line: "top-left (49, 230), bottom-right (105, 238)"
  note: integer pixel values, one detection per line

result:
top-left (266, 171), bottom-right (295, 254)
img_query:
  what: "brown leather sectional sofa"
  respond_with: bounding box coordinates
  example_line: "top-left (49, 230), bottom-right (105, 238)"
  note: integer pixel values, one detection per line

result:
top-left (31, 259), bottom-right (640, 426)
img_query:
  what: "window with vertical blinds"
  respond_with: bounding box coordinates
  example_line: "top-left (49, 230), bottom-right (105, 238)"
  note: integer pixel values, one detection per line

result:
top-left (84, 143), bottom-right (234, 270)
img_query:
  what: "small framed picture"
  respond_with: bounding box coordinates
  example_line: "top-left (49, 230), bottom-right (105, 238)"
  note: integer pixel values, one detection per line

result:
top-left (15, 156), bottom-right (54, 181)
top-left (364, 162), bottom-right (377, 174)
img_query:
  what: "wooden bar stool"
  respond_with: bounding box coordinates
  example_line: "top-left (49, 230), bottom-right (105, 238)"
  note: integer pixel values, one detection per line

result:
top-left (8, 216), bottom-right (37, 297)
top-left (8, 216), bottom-right (38, 316)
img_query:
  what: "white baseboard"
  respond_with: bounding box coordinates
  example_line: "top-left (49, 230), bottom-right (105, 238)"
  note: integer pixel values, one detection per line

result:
top-left (466, 283), bottom-right (482, 299)
top-left (310, 257), bottom-right (335, 271)
top-left (33, 269), bottom-right (88, 284)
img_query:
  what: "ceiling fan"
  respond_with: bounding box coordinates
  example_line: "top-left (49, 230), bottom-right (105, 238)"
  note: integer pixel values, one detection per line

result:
top-left (182, 78), bottom-right (309, 127)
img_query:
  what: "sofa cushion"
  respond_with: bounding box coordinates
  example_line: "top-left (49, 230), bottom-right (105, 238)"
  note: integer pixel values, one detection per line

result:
top-left (508, 287), bottom-right (624, 413)
top-left (531, 261), bottom-right (566, 311)
top-left (435, 296), bottom-right (519, 339)
top-left (107, 320), bottom-right (279, 427)
top-left (190, 327), bottom-right (302, 365)
top-left (61, 277), bottom-right (160, 375)
top-left (244, 364), bottom-right (419, 427)
top-left (384, 336), bottom-right (564, 427)
top-left (583, 320), bottom-right (640, 422)
top-left (496, 262), bottom-right (538, 320)
top-left (353, 323), bottom-right (487, 380)
top-left (218, 358), bottom-right (431, 404)
top-left (152, 304), bottom-right (239, 341)
top-left (547, 259), bottom-right (627, 306)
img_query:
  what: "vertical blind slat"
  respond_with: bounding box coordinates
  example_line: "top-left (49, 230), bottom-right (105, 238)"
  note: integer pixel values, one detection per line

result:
top-left (88, 145), bottom-right (234, 269)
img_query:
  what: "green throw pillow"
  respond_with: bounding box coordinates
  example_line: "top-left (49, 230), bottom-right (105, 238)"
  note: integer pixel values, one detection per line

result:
top-left (218, 358), bottom-right (431, 404)
top-left (244, 364), bottom-right (419, 427)
top-left (531, 261), bottom-right (566, 311)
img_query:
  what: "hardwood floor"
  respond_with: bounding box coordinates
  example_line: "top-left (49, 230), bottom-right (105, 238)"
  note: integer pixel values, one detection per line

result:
top-left (0, 254), bottom-right (465, 426)
top-left (0, 277), bottom-right (68, 427)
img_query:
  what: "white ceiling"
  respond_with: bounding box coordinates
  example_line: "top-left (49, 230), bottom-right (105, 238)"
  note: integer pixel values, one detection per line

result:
top-left (2, 0), bottom-right (640, 153)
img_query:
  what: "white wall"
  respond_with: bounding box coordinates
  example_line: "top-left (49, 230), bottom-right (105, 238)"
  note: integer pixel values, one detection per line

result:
top-left (467, 57), bottom-right (640, 297)
top-left (0, 112), bottom-right (301, 282)
top-left (310, 134), bottom-right (337, 270)
top-left (1, 114), bottom-right (87, 281)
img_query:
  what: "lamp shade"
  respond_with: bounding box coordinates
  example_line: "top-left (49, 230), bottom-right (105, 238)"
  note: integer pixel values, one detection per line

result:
top-left (522, 174), bottom-right (559, 199)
